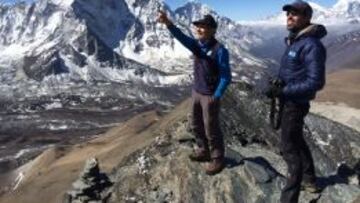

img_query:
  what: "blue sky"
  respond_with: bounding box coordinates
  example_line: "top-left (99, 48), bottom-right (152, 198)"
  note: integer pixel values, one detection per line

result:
top-left (1, 0), bottom-right (34, 4)
top-left (165, 0), bottom-right (338, 20)
top-left (2, 0), bottom-right (338, 21)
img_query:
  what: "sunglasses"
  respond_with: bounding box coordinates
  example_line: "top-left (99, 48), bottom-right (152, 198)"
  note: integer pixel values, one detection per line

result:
top-left (286, 10), bottom-right (301, 17)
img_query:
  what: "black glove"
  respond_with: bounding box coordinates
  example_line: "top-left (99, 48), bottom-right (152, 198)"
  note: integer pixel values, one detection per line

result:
top-left (265, 85), bottom-right (283, 98)
top-left (265, 79), bottom-right (285, 98)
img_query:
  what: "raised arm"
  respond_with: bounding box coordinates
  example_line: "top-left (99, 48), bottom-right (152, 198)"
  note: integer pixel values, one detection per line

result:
top-left (157, 11), bottom-right (202, 56)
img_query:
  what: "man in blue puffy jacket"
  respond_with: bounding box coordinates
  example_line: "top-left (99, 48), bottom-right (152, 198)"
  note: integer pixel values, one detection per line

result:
top-left (157, 11), bottom-right (231, 175)
top-left (266, 1), bottom-right (326, 202)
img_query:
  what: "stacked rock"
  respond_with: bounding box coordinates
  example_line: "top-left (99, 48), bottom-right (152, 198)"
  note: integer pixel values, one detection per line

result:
top-left (65, 158), bottom-right (113, 203)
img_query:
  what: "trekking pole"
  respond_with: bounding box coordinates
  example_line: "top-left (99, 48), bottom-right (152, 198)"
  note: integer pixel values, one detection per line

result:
top-left (269, 96), bottom-right (284, 130)
top-left (268, 79), bottom-right (285, 130)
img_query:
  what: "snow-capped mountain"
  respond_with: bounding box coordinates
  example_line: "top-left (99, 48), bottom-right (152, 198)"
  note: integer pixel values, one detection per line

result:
top-left (1, 0), bottom-right (357, 91)
top-left (0, 0), bottom-right (273, 100)
top-left (333, 0), bottom-right (360, 23)
top-left (0, 0), bottom-right (189, 103)
top-left (0, 0), bottom-right (182, 82)
top-left (0, 0), bottom-right (207, 123)
top-left (175, 2), bottom-right (264, 52)
top-left (242, 0), bottom-right (360, 26)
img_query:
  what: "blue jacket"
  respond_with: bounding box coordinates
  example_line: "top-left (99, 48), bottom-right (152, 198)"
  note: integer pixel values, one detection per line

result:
top-left (279, 24), bottom-right (327, 104)
top-left (167, 24), bottom-right (232, 99)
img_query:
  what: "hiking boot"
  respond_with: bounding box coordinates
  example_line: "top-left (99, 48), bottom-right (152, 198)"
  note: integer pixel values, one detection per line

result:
top-left (189, 149), bottom-right (211, 162)
top-left (301, 181), bottom-right (321, 193)
top-left (205, 158), bottom-right (225, 175)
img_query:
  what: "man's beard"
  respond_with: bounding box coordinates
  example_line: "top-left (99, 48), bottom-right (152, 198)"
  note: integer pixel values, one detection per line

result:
top-left (287, 21), bottom-right (310, 33)
top-left (287, 24), bottom-right (301, 33)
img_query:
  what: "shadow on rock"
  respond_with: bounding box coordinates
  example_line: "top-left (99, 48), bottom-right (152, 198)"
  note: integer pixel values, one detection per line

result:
top-left (224, 147), bottom-right (244, 168)
top-left (317, 163), bottom-right (360, 191)
top-left (243, 156), bottom-right (283, 178)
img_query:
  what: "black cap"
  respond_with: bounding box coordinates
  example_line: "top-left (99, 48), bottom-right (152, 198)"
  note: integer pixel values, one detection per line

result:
top-left (283, 0), bottom-right (313, 18)
top-left (192, 15), bottom-right (218, 29)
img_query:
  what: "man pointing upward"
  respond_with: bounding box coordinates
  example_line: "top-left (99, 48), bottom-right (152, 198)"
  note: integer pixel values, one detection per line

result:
top-left (157, 11), bottom-right (232, 175)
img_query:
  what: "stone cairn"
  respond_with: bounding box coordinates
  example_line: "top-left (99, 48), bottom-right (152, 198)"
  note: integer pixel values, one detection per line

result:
top-left (64, 158), bottom-right (113, 203)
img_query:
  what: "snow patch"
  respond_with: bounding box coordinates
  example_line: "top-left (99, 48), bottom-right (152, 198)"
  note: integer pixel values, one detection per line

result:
top-left (44, 102), bottom-right (63, 110)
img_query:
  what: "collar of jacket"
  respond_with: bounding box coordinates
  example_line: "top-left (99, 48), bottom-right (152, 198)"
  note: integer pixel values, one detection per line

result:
top-left (285, 24), bottom-right (327, 45)
top-left (198, 37), bottom-right (218, 49)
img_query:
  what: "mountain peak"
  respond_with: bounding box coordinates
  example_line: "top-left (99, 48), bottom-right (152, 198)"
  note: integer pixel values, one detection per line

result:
top-left (308, 1), bottom-right (328, 13)
top-left (332, 0), bottom-right (360, 23)
top-left (334, 0), bottom-right (360, 9)
top-left (176, 0), bottom-right (214, 16)
top-left (47, 0), bottom-right (74, 7)
top-left (333, 0), bottom-right (360, 12)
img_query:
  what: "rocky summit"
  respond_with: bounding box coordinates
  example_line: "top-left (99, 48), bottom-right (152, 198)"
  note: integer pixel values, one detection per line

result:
top-left (1, 81), bottom-right (359, 203)
top-left (104, 82), bottom-right (360, 203)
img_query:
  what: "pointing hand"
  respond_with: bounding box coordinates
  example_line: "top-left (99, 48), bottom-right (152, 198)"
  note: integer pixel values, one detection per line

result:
top-left (157, 10), bottom-right (172, 26)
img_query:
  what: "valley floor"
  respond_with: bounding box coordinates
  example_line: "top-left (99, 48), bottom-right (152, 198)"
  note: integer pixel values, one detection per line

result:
top-left (316, 68), bottom-right (360, 109)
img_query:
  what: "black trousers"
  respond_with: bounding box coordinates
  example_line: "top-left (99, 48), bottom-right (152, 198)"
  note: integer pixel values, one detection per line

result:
top-left (280, 102), bottom-right (316, 203)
